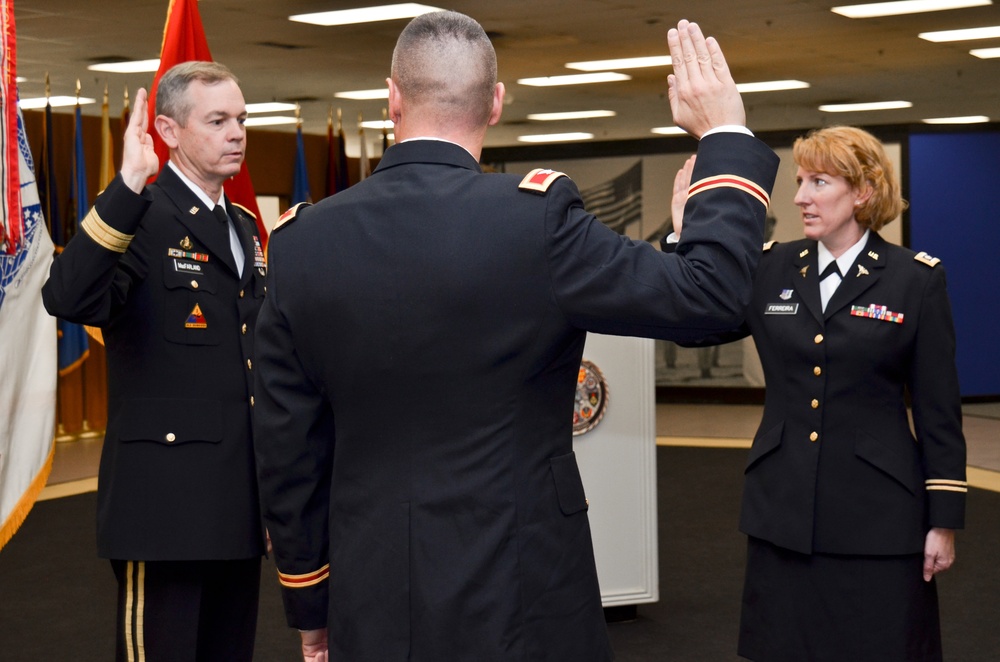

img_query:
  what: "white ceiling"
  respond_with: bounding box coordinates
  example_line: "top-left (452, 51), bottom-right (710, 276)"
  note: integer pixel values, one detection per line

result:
top-left (13, 0), bottom-right (1000, 150)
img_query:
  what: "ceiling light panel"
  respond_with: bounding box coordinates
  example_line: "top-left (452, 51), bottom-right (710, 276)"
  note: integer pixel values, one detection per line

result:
top-left (565, 56), bottom-right (671, 71)
top-left (832, 0), bottom-right (991, 19)
top-left (517, 72), bottom-right (631, 87)
top-left (290, 3), bottom-right (443, 26)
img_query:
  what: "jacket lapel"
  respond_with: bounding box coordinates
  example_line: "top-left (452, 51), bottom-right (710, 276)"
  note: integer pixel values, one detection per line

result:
top-left (791, 242), bottom-right (823, 324)
top-left (156, 168), bottom-right (239, 275)
top-left (824, 233), bottom-right (886, 320)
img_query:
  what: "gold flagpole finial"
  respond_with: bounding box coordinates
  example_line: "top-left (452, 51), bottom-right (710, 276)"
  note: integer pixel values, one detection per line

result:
top-left (45, 72), bottom-right (51, 99)
top-left (103, 82), bottom-right (109, 105)
top-left (327, 104), bottom-right (333, 129)
top-left (336, 107), bottom-right (343, 133)
top-left (358, 111), bottom-right (364, 133)
top-left (123, 84), bottom-right (130, 111)
top-left (75, 79), bottom-right (81, 100)
top-left (295, 103), bottom-right (302, 125)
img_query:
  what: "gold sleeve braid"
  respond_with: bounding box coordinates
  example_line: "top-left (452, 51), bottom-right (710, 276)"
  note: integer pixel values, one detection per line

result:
top-left (80, 207), bottom-right (133, 253)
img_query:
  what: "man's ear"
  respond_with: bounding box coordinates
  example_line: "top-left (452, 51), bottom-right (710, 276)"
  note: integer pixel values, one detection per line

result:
top-left (488, 82), bottom-right (505, 127)
top-left (387, 78), bottom-right (401, 124)
top-left (154, 115), bottom-right (179, 149)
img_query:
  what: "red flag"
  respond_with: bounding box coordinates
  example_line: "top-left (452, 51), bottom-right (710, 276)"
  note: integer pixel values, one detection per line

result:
top-left (1, 0), bottom-right (21, 253)
top-left (148, 0), bottom-right (268, 248)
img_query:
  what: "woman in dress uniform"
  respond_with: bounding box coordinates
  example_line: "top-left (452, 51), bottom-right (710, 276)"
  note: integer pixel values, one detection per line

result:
top-left (671, 126), bottom-right (967, 661)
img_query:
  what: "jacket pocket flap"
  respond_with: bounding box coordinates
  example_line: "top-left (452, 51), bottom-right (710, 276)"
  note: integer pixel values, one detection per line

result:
top-left (854, 430), bottom-right (919, 495)
top-left (745, 421), bottom-right (784, 473)
top-left (164, 257), bottom-right (217, 293)
top-left (119, 398), bottom-right (223, 445)
top-left (549, 451), bottom-right (589, 515)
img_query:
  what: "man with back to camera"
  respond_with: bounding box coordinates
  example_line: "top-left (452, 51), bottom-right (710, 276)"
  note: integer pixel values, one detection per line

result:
top-left (42, 62), bottom-right (265, 661)
top-left (254, 12), bottom-right (779, 662)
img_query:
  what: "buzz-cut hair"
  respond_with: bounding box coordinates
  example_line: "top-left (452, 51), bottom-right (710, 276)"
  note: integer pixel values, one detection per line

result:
top-left (390, 11), bottom-right (497, 129)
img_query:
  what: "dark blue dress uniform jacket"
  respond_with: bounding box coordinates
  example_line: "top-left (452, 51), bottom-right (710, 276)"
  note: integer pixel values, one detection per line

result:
top-left (254, 134), bottom-right (779, 661)
top-left (685, 232), bottom-right (967, 556)
top-left (42, 166), bottom-right (265, 561)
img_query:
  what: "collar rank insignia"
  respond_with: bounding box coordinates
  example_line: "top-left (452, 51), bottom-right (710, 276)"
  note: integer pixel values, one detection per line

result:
top-left (185, 303), bottom-right (208, 329)
top-left (856, 264), bottom-right (869, 277)
top-left (780, 289), bottom-right (793, 300)
top-left (519, 168), bottom-right (567, 194)
top-left (867, 250), bottom-right (879, 260)
top-left (799, 265), bottom-right (809, 278)
top-left (851, 303), bottom-right (903, 324)
top-left (914, 251), bottom-right (941, 267)
top-left (799, 249), bottom-right (810, 258)
top-left (180, 236), bottom-right (193, 250)
top-left (189, 206), bottom-right (200, 215)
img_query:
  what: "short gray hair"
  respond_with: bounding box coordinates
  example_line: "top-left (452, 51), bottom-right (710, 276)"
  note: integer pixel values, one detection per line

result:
top-left (156, 61), bottom-right (240, 125)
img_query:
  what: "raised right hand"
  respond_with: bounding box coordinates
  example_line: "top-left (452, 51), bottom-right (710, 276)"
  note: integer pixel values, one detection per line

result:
top-left (120, 87), bottom-right (159, 193)
top-left (666, 20), bottom-right (746, 139)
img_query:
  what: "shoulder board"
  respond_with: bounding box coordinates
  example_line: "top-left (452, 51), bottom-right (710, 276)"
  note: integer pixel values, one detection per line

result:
top-left (273, 202), bottom-right (311, 232)
top-left (231, 202), bottom-right (257, 221)
top-left (519, 168), bottom-right (568, 194)
top-left (763, 240), bottom-right (778, 251)
top-left (914, 251), bottom-right (941, 268)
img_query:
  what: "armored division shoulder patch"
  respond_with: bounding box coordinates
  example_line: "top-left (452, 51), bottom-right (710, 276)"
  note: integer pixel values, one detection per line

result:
top-left (519, 168), bottom-right (568, 194)
top-left (273, 202), bottom-right (311, 232)
top-left (914, 251), bottom-right (941, 267)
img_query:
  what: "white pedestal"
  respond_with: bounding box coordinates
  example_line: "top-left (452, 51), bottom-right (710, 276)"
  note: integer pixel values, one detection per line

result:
top-left (573, 333), bottom-right (659, 606)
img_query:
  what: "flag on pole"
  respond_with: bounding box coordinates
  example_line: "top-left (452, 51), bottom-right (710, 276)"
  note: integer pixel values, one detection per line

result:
top-left (54, 97), bottom-right (91, 375)
top-left (148, 0), bottom-right (268, 247)
top-left (381, 107), bottom-right (391, 155)
top-left (326, 106), bottom-right (349, 195)
top-left (37, 82), bottom-right (61, 245)
top-left (358, 113), bottom-right (369, 182)
top-left (0, 0), bottom-right (18, 254)
top-left (291, 108), bottom-right (310, 205)
top-left (1, 0), bottom-right (58, 551)
top-left (99, 84), bottom-right (115, 190)
top-left (580, 160), bottom-right (644, 235)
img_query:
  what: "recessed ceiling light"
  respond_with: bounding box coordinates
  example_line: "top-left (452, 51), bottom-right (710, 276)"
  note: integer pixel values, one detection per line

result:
top-left (361, 120), bottom-right (395, 130)
top-left (246, 102), bottom-right (298, 114)
top-left (517, 73), bottom-right (631, 87)
top-left (832, 0), bottom-right (991, 19)
top-left (517, 132), bottom-right (595, 143)
top-left (334, 89), bottom-right (390, 100)
top-left (290, 3), bottom-right (443, 27)
top-left (19, 96), bottom-right (96, 109)
top-left (651, 126), bottom-right (689, 136)
top-left (922, 115), bottom-right (990, 123)
top-left (736, 80), bottom-right (811, 93)
top-left (527, 110), bottom-right (616, 121)
top-left (970, 46), bottom-right (1000, 57)
top-left (565, 56), bottom-right (671, 71)
top-left (919, 25), bottom-right (1000, 41)
top-left (819, 100), bottom-right (913, 112)
top-left (244, 116), bottom-right (298, 127)
top-left (88, 59), bottom-right (161, 74)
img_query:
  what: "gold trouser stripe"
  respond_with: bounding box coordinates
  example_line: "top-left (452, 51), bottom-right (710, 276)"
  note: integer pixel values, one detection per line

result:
top-left (125, 561), bottom-right (146, 662)
top-left (81, 206), bottom-right (133, 253)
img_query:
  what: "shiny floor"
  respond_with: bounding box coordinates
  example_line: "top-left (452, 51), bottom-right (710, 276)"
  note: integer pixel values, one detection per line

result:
top-left (42, 402), bottom-right (1000, 498)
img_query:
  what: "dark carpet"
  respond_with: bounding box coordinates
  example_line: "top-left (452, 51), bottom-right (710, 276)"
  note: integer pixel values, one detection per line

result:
top-left (1, 447), bottom-right (998, 660)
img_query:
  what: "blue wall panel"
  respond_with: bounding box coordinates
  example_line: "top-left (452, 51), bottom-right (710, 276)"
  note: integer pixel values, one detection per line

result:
top-left (909, 133), bottom-right (1000, 397)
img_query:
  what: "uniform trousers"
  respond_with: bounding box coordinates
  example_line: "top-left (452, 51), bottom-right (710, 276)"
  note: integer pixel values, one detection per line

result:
top-left (111, 557), bottom-right (261, 662)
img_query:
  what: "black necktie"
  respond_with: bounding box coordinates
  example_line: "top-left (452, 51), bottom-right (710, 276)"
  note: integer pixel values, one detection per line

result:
top-left (213, 204), bottom-right (230, 224)
top-left (819, 260), bottom-right (841, 281)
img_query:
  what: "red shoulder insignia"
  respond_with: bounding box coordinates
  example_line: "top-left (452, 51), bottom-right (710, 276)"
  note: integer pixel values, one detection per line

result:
top-left (519, 168), bottom-right (568, 194)
top-left (273, 202), bottom-right (311, 232)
